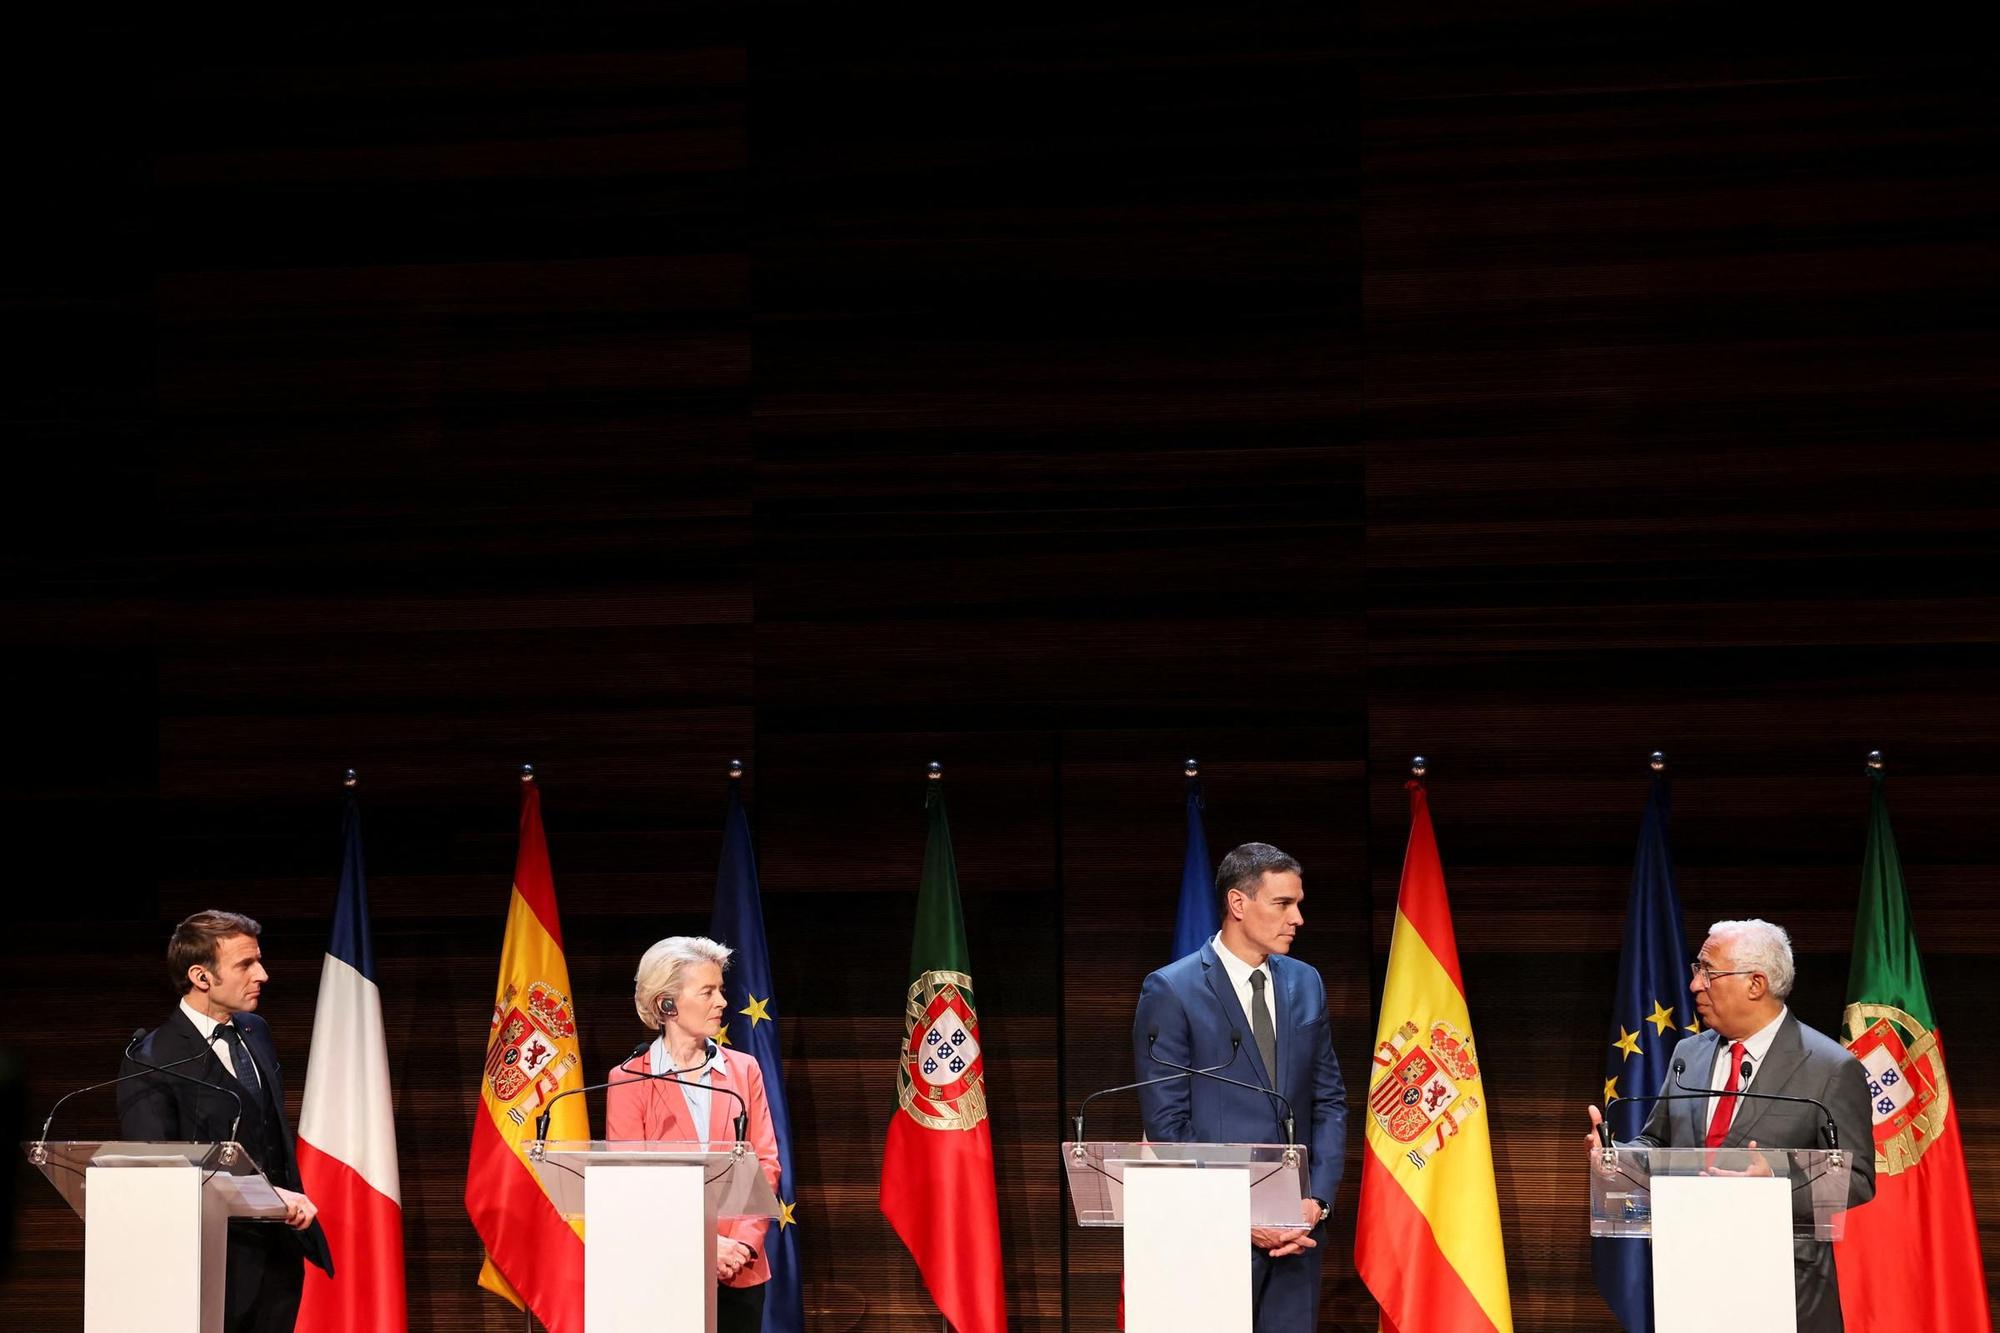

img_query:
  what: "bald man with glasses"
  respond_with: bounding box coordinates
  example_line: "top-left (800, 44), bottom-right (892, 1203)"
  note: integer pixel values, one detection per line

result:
top-left (1585, 919), bottom-right (1874, 1333)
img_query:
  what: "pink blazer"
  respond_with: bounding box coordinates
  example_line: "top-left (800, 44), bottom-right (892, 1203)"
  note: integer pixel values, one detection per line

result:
top-left (604, 1046), bottom-right (783, 1288)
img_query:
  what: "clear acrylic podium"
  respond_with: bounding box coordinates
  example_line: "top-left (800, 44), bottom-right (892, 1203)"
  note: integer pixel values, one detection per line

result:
top-left (22, 1140), bottom-right (291, 1333)
top-left (530, 1139), bottom-right (781, 1333)
top-left (1590, 1144), bottom-right (1855, 1333)
top-left (1063, 1141), bottom-right (1310, 1333)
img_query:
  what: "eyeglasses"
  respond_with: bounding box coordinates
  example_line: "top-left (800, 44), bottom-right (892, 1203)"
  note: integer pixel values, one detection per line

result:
top-left (1688, 961), bottom-right (1758, 984)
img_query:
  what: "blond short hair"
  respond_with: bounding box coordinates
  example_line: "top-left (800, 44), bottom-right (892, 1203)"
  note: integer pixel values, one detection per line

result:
top-left (633, 936), bottom-right (732, 1030)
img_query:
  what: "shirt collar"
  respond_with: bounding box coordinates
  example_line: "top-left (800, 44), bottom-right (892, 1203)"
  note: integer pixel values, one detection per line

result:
top-left (1738, 1006), bottom-right (1788, 1068)
top-left (180, 998), bottom-right (226, 1041)
top-left (649, 1035), bottom-right (727, 1077)
top-left (1210, 932), bottom-right (1270, 991)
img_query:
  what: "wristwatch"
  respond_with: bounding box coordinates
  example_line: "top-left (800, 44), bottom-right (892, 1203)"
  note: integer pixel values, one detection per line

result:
top-left (1310, 1197), bottom-right (1330, 1224)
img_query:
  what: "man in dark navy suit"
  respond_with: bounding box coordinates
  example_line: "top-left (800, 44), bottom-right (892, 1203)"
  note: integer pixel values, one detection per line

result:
top-left (119, 910), bottom-right (332, 1333)
top-left (1133, 843), bottom-right (1348, 1333)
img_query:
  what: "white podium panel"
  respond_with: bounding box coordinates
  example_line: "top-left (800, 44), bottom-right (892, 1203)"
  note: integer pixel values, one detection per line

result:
top-left (584, 1163), bottom-right (714, 1333)
top-left (84, 1166), bottom-right (219, 1333)
top-left (1651, 1175), bottom-right (1795, 1333)
top-left (1123, 1166), bottom-right (1252, 1333)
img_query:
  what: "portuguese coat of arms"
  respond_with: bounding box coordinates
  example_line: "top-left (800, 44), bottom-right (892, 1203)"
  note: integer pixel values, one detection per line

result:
top-left (897, 969), bottom-right (989, 1132)
top-left (1843, 1002), bottom-right (1951, 1176)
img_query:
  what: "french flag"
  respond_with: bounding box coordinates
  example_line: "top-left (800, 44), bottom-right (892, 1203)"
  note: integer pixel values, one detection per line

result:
top-left (296, 792), bottom-right (408, 1333)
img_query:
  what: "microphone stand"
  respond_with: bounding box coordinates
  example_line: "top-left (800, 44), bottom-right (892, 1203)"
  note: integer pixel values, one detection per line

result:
top-left (1672, 1060), bottom-right (1841, 1153)
top-left (1072, 1034), bottom-right (1244, 1145)
top-left (32, 1030), bottom-right (220, 1161)
top-left (1150, 1037), bottom-right (1297, 1146)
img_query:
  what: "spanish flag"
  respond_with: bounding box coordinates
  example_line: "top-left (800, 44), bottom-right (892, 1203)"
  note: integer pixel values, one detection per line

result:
top-left (1355, 779), bottom-right (1512, 1333)
top-left (464, 777), bottom-right (588, 1333)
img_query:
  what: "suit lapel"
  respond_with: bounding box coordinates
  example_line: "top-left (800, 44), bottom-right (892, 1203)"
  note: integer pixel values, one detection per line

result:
top-left (709, 1057), bottom-right (740, 1141)
top-left (163, 1007), bottom-right (232, 1088)
top-left (1200, 945), bottom-right (1273, 1088)
top-left (1726, 1013), bottom-right (1803, 1148)
top-left (1269, 959), bottom-right (1289, 1089)
top-left (1678, 1031), bottom-right (1722, 1144)
top-left (646, 1047), bottom-right (702, 1142)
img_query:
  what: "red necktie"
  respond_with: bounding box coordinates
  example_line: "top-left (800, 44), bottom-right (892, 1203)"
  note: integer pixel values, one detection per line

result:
top-left (1704, 1040), bottom-right (1748, 1148)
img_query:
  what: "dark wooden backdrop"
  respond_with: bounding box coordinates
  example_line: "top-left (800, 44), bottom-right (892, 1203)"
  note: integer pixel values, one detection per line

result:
top-left (5, 3), bottom-right (1997, 1328)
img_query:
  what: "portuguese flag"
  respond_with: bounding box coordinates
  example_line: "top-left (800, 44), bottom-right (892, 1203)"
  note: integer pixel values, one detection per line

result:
top-left (1837, 769), bottom-right (1991, 1332)
top-left (879, 777), bottom-right (1007, 1333)
top-left (1355, 780), bottom-right (1513, 1333)
top-left (464, 778), bottom-right (589, 1332)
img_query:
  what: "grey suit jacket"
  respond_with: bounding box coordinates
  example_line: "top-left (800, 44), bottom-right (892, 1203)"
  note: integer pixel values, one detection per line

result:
top-left (1633, 1011), bottom-right (1874, 1333)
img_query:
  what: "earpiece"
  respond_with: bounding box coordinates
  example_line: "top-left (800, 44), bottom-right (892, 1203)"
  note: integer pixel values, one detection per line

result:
top-left (659, 995), bottom-right (678, 1019)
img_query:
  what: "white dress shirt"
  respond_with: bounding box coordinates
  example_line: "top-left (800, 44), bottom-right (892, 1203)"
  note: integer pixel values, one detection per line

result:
top-left (179, 998), bottom-right (261, 1090)
top-left (1210, 932), bottom-right (1274, 1037)
top-left (649, 1035), bottom-right (727, 1140)
top-left (1707, 1006), bottom-right (1786, 1126)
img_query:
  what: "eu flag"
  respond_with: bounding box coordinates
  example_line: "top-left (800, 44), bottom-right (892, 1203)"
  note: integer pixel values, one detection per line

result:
top-left (709, 778), bottom-right (802, 1333)
top-left (1169, 770), bottom-right (1216, 960)
top-left (1593, 770), bottom-right (1697, 1330)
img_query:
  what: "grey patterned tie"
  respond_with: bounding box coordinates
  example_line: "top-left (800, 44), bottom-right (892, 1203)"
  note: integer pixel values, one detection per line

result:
top-left (1249, 970), bottom-right (1278, 1085)
top-left (215, 1023), bottom-right (262, 1092)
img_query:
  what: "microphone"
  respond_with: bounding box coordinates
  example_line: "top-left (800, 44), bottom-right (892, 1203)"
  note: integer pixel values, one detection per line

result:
top-left (121, 1026), bottom-right (248, 1157)
top-left (535, 1039), bottom-right (652, 1143)
top-left (1149, 1027), bottom-right (1298, 1145)
top-left (34, 1029), bottom-right (217, 1153)
top-left (536, 1038), bottom-right (752, 1145)
top-left (1072, 1031), bottom-right (1242, 1143)
top-left (1673, 1054), bottom-right (1840, 1151)
top-left (639, 1039), bottom-right (751, 1144)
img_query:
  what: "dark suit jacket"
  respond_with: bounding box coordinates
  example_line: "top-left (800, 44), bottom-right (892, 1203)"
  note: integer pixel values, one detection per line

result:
top-left (1633, 1010), bottom-right (1873, 1333)
top-left (1132, 940), bottom-right (1347, 1210)
top-left (117, 1007), bottom-right (333, 1276)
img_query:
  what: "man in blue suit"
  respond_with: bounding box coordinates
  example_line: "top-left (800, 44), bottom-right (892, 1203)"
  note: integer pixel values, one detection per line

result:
top-left (1133, 842), bottom-right (1348, 1332)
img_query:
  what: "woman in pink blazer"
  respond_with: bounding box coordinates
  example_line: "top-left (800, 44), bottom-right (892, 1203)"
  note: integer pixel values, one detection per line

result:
top-left (605, 936), bottom-right (783, 1333)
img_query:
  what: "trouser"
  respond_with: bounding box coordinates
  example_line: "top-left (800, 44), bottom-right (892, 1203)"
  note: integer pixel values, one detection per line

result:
top-left (716, 1279), bottom-right (767, 1333)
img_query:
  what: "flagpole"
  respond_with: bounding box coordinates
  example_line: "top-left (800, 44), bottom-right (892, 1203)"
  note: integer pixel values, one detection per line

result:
top-left (344, 767), bottom-right (357, 790)
top-left (1866, 748), bottom-right (1885, 773)
top-left (519, 756), bottom-right (539, 1333)
top-left (1651, 750), bottom-right (1665, 773)
top-left (1410, 754), bottom-right (1427, 779)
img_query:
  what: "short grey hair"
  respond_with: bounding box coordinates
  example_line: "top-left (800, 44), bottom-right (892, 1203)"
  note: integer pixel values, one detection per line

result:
top-left (1709, 919), bottom-right (1795, 998)
top-left (634, 935), bottom-right (733, 1030)
top-left (1216, 842), bottom-right (1303, 900)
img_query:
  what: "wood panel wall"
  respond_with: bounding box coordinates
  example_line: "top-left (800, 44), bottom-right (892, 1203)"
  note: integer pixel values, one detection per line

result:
top-left (4, 3), bottom-right (1996, 1329)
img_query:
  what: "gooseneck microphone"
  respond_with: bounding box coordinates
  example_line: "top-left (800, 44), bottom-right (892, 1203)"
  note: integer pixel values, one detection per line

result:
top-left (1597, 1057), bottom-right (1711, 1149)
top-left (131, 1020), bottom-right (250, 1144)
top-left (1672, 1054), bottom-right (1840, 1151)
top-left (535, 1037), bottom-right (752, 1145)
top-left (1599, 1053), bottom-right (1842, 1158)
top-left (636, 1038), bottom-right (751, 1144)
top-left (1071, 1032), bottom-right (1242, 1143)
top-left (535, 1039), bottom-right (652, 1142)
top-left (1148, 1026), bottom-right (1297, 1145)
top-left (35, 1029), bottom-right (220, 1150)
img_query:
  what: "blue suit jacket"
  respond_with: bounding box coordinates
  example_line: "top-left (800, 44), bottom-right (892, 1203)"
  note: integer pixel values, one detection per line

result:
top-left (1132, 940), bottom-right (1347, 1208)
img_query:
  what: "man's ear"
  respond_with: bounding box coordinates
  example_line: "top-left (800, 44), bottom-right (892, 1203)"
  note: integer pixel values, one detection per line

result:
top-left (189, 967), bottom-right (210, 992)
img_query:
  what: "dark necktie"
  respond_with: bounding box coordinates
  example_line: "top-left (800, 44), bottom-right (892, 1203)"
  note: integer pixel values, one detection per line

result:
top-left (1249, 969), bottom-right (1278, 1085)
top-left (1704, 1040), bottom-right (1747, 1148)
top-left (215, 1023), bottom-right (263, 1093)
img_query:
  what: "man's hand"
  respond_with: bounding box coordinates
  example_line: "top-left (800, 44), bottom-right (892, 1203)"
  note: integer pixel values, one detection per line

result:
top-left (1701, 1139), bottom-right (1777, 1179)
top-left (715, 1238), bottom-right (756, 1282)
top-left (1585, 1105), bottom-right (1616, 1170)
top-left (272, 1187), bottom-right (317, 1231)
top-left (1250, 1200), bottom-right (1322, 1260)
